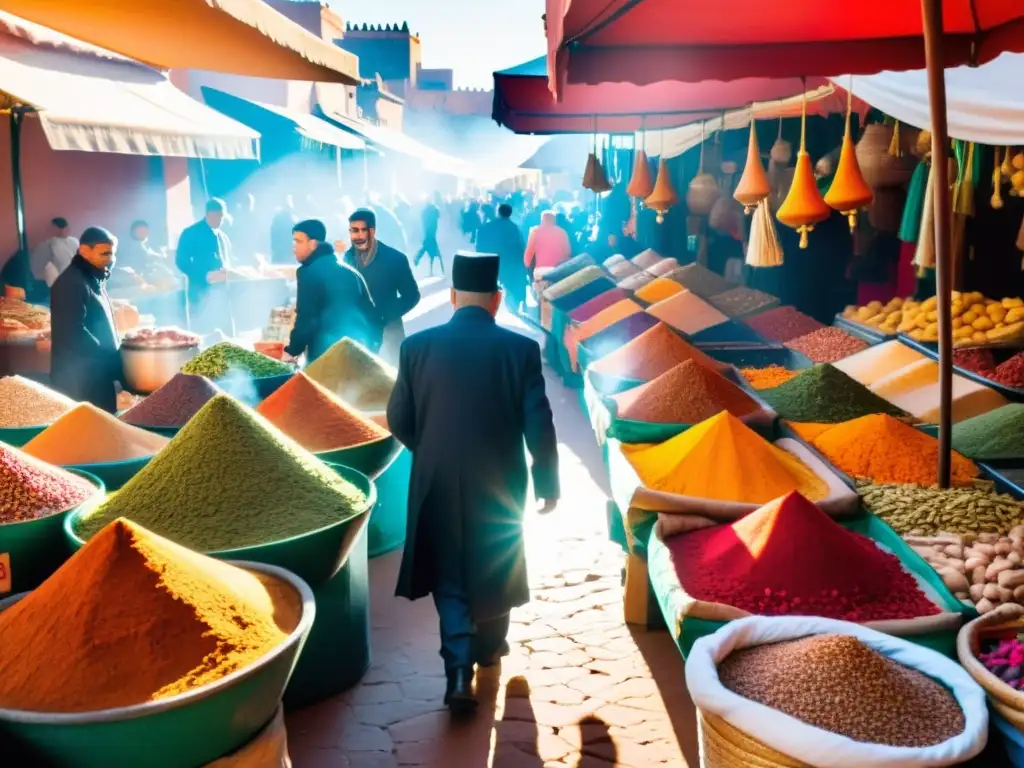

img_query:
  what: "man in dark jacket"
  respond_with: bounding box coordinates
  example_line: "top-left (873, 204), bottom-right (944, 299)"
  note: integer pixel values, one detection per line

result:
top-left (49, 227), bottom-right (122, 411)
top-left (414, 195), bottom-right (444, 276)
top-left (344, 208), bottom-right (420, 366)
top-left (386, 252), bottom-right (559, 714)
top-left (476, 203), bottom-right (526, 314)
top-left (175, 198), bottom-right (232, 335)
top-left (283, 219), bottom-right (381, 363)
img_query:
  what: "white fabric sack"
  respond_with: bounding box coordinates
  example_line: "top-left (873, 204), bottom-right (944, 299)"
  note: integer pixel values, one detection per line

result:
top-left (686, 616), bottom-right (988, 767)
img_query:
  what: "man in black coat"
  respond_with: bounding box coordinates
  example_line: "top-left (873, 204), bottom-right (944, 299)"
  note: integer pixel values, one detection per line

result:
top-left (49, 227), bottom-right (122, 412)
top-left (386, 252), bottom-right (560, 714)
top-left (343, 208), bottom-right (420, 366)
top-left (175, 198), bottom-right (233, 335)
top-left (476, 203), bottom-right (527, 314)
top-left (283, 219), bottom-right (381, 363)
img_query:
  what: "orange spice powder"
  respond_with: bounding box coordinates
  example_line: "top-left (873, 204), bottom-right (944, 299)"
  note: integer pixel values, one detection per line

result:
top-left (740, 365), bottom-right (801, 390)
top-left (634, 277), bottom-right (685, 304)
top-left (590, 323), bottom-right (726, 381)
top-left (612, 359), bottom-right (760, 424)
top-left (564, 299), bottom-right (643, 370)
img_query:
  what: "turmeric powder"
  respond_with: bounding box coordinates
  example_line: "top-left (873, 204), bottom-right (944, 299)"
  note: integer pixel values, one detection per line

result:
top-left (634, 277), bottom-right (685, 304)
top-left (740, 365), bottom-right (800, 390)
top-left (0, 518), bottom-right (301, 713)
top-left (621, 411), bottom-right (828, 503)
top-left (804, 414), bottom-right (979, 487)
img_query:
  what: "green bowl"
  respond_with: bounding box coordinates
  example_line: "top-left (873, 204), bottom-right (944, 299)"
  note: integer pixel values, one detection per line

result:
top-left (216, 372), bottom-right (294, 405)
top-left (368, 447), bottom-right (410, 558)
top-left (63, 455), bottom-right (154, 491)
top-left (0, 560), bottom-right (315, 768)
top-left (315, 434), bottom-right (401, 481)
top-left (64, 463), bottom-right (376, 589)
top-left (0, 424), bottom-right (48, 448)
top-left (0, 470), bottom-right (103, 595)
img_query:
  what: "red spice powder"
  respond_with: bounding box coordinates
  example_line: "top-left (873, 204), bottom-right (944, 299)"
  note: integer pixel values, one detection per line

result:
top-left (569, 288), bottom-right (629, 323)
top-left (256, 372), bottom-right (389, 452)
top-left (667, 491), bottom-right (940, 622)
top-left (785, 327), bottom-right (868, 364)
top-left (612, 359), bottom-right (758, 423)
top-left (953, 348), bottom-right (996, 375)
top-left (0, 443), bottom-right (96, 522)
top-left (743, 306), bottom-right (825, 344)
top-left (590, 323), bottom-right (725, 381)
top-left (991, 352), bottom-right (1024, 389)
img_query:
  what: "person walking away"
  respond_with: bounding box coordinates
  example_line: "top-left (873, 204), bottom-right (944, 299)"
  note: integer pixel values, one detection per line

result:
top-left (283, 219), bottom-right (381, 363)
top-left (476, 204), bottom-right (526, 314)
top-left (30, 217), bottom-right (78, 288)
top-left (387, 252), bottom-right (559, 714)
top-left (49, 227), bottom-right (122, 412)
top-left (523, 210), bottom-right (571, 280)
top-left (270, 197), bottom-right (296, 265)
top-left (175, 199), bottom-right (232, 335)
top-left (414, 196), bottom-right (444, 276)
top-left (343, 209), bottom-right (420, 366)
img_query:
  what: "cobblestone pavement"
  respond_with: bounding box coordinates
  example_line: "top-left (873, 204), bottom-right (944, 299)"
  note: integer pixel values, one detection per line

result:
top-left (287, 291), bottom-right (697, 766)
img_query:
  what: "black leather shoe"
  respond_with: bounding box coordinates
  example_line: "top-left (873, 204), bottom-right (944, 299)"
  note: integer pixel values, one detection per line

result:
top-left (476, 640), bottom-right (511, 668)
top-left (445, 667), bottom-right (477, 715)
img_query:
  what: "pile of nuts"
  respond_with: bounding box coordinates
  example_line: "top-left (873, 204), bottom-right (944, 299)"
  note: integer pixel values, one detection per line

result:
top-left (858, 480), bottom-right (1024, 536)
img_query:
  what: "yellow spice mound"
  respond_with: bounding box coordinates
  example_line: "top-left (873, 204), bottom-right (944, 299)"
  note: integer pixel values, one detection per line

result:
top-left (22, 403), bottom-right (169, 464)
top-left (622, 411), bottom-right (828, 503)
top-left (635, 277), bottom-right (685, 304)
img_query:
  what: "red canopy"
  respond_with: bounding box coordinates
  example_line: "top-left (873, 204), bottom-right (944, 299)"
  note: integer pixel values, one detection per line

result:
top-left (546, 0), bottom-right (1024, 95)
top-left (493, 55), bottom-right (831, 134)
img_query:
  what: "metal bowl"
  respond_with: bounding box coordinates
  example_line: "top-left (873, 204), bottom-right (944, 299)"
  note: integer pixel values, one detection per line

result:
top-left (119, 345), bottom-right (198, 394)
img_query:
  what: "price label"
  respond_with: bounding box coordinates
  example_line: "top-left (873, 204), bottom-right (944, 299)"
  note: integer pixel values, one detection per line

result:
top-left (0, 553), bottom-right (9, 594)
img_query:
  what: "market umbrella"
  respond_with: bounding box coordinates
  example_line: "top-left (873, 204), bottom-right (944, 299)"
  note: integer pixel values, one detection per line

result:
top-left (545, 0), bottom-right (1024, 487)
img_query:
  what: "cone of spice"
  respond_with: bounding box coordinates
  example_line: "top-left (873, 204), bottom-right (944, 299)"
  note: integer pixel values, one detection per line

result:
top-left (740, 365), bottom-right (800, 390)
top-left (578, 313), bottom-right (660, 367)
top-left (668, 491), bottom-right (941, 621)
top-left (634, 277), bottom-right (685, 304)
top-left (256, 372), bottom-right (389, 452)
top-left (74, 394), bottom-right (369, 552)
top-left (568, 288), bottom-right (629, 323)
top-left (23, 404), bottom-right (169, 465)
top-left (552, 277), bottom-right (617, 311)
top-left (0, 443), bottom-right (97, 523)
top-left (590, 323), bottom-right (726, 381)
top-left (759, 364), bottom-right (907, 423)
top-left (742, 305), bottom-right (824, 343)
top-left (646, 290), bottom-right (729, 335)
top-left (565, 299), bottom-right (643, 370)
top-left (665, 263), bottom-right (734, 298)
top-left (0, 518), bottom-right (302, 713)
top-left (305, 338), bottom-right (397, 412)
top-left (952, 403), bottom-right (1024, 460)
top-left (181, 342), bottom-right (291, 379)
top-left (0, 376), bottom-right (75, 428)
top-left (120, 373), bottom-right (223, 428)
top-left (622, 412), bottom-right (828, 502)
top-left (612, 360), bottom-right (759, 424)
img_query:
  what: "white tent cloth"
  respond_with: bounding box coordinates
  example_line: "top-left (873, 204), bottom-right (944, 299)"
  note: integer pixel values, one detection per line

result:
top-left (837, 53), bottom-right (1024, 145)
top-left (0, 20), bottom-right (258, 159)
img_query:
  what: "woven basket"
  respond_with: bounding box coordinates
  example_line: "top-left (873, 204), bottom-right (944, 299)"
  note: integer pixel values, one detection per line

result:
top-left (956, 603), bottom-right (1024, 721)
top-left (699, 712), bottom-right (810, 768)
top-left (856, 124), bottom-right (916, 188)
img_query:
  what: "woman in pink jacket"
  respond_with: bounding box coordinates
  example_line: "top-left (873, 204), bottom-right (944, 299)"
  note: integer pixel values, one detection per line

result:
top-left (523, 211), bottom-right (572, 273)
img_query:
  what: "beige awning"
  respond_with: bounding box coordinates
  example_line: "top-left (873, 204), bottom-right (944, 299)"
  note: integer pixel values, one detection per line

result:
top-left (2, 0), bottom-right (360, 84)
top-left (0, 21), bottom-right (260, 159)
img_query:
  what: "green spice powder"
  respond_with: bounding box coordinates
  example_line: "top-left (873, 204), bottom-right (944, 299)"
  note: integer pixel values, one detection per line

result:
top-left (182, 342), bottom-right (292, 379)
top-left (759, 363), bottom-right (908, 423)
top-left (75, 394), bottom-right (368, 551)
top-left (952, 403), bottom-right (1024, 461)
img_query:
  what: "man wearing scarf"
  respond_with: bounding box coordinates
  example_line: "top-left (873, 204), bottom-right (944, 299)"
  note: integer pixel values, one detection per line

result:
top-left (49, 227), bottom-right (123, 412)
top-left (343, 208), bottom-right (420, 365)
top-left (283, 219), bottom-right (381, 364)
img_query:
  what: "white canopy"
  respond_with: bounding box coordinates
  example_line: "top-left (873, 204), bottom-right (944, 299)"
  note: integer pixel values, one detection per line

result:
top-left (0, 13), bottom-right (259, 159)
top-left (837, 53), bottom-right (1024, 145)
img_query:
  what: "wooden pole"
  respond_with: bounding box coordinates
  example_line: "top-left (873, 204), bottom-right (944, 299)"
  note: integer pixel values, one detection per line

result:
top-left (921, 0), bottom-right (953, 488)
top-left (9, 111), bottom-right (27, 255)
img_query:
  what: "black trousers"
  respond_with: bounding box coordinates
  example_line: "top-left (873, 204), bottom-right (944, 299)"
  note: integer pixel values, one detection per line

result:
top-left (414, 237), bottom-right (444, 273)
top-left (432, 571), bottom-right (509, 673)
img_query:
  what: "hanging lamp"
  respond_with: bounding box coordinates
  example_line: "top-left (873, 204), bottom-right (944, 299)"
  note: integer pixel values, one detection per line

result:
top-left (627, 119), bottom-right (654, 199)
top-left (777, 86), bottom-right (831, 248)
top-left (582, 121), bottom-right (612, 194)
top-left (734, 116), bottom-right (771, 213)
top-left (825, 79), bottom-right (874, 231)
top-left (770, 117), bottom-right (793, 166)
top-left (644, 131), bottom-right (678, 224)
top-left (686, 122), bottom-right (721, 216)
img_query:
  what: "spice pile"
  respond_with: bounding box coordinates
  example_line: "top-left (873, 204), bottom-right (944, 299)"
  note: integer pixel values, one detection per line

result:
top-left (305, 338), bottom-right (397, 411)
top-left (568, 288), bottom-right (628, 322)
top-left (832, 339), bottom-right (928, 386)
top-left (541, 254), bottom-right (595, 287)
top-left (566, 300), bottom-right (643, 367)
top-left (646, 258), bottom-right (679, 277)
top-left (542, 265), bottom-right (603, 300)
top-left (758, 364), bottom-right (905, 423)
top-left (952, 403), bottom-right (1024, 460)
top-left (120, 373), bottom-right (222, 428)
top-left (75, 394), bottom-right (368, 551)
top-left (646, 290), bottom-right (728, 335)
top-left (607, 259), bottom-right (640, 278)
top-left (978, 635), bottom-right (1024, 689)
top-left (665, 264), bottom-right (734, 298)
top-left (612, 360), bottom-right (758, 424)
top-left (578, 313), bottom-right (660, 364)
top-left (0, 376), bottom-right (75, 428)
top-left (256, 372), bottom-right (389, 452)
top-left (858, 480), bottom-right (1024, 536)
top-left (708, 286), bottom-right (777, 317)
top-left (589, 323), bottom-right (723, 382)
top-left (870, 358), bottom-right (1009, 424)
top-left (634, 277), bottom-right (684, 304)
top-left (622, 412), bottom-right (827, 503)
top-left (784, 326), bottom-right (869, 364)
top-left (617, 272), bottom-right (655, 291)
top-left (669, 491), bottom-right (940, 621)
top-left (23, 404), bottom-right (169, 465)
top-left (0, 519), bottom-right (301, 713)
top-left (718, 634), bottom-right (964, 746)
top-left (739, 365), bottom-right (799, 390)
top-left (954, 348), bottom-right (1024, 389)
top-left (181, 342), bottom-right (291, 379)
top-left (0, 443), bottom-right (97, 522)
top-left (741, 306), bottom-right (824, 343)
top-left (797, 414), bottom-right (978, 487)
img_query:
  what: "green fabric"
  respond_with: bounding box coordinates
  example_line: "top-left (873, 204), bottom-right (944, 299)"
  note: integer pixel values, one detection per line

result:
top-left (646, 510), bottom-right (974, 659)
top-left (899, 162), bottom-right (929, 243)
top-left (608, 419), bottom-right (693, 444)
